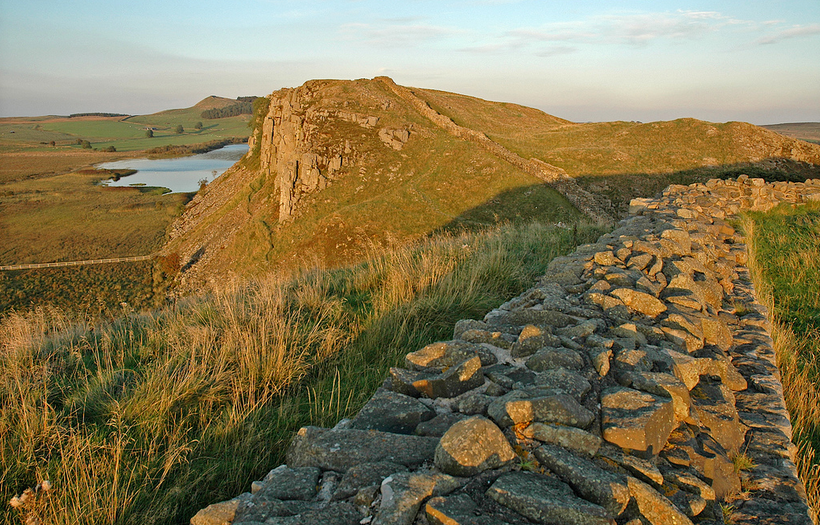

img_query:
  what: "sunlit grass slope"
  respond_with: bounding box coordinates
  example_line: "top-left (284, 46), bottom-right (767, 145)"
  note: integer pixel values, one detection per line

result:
top-left (1, 220), bottom-right (606, 525)
top-left (743, 201), bottom-right (820, 516)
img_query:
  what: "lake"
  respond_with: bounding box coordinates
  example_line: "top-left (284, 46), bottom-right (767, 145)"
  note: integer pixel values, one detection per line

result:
top-left (98, 143), bottom-right (249, 193)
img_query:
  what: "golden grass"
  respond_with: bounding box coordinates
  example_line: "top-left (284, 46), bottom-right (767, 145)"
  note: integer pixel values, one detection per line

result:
top-left (1, 221), bottom-right (606, 525)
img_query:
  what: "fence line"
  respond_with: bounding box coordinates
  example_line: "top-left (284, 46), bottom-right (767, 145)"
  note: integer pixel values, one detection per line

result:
top-left (0, 254), bottom-right (154, 271)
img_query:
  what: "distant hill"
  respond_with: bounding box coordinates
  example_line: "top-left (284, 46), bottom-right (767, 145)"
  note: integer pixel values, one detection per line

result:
top-left (163, 77), bottom-right (820, 291)
top-left (761, 122), bottom-right (820, 145)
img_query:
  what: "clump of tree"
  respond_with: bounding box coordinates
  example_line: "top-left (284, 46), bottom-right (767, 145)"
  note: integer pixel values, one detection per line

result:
top-left (68, 112), bottom-right (129, 118)
top-left (194, 121), bottom-right (203, 130)
top-left (200, 96), bottom-right (258, 119)
top-left (175, 125), bottom-right (184, 134)
top-left (75, 139), bottom-right (92, 149)
top-left (104, 146), bottom-right (117, 152)
top-left (145, 129), bottom-right (154, 138)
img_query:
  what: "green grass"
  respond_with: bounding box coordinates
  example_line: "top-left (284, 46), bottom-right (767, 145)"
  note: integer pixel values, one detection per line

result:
top-left (0, 220), bottom-right (606, 525)
top-left (743, 201), bottom-right (820, 517)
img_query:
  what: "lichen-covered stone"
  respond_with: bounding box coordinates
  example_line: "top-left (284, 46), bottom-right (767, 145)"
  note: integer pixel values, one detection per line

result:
top-left (286, 426), bottom-right (439, 472)
top-left (626, 477), bottom-right (694, 525)
top-left (351, 388), bottom-right (436, 434)
top-left (487, 471), bottom-right (614, 525)
top-left (434, 416), bottom-right (515, 476)
top-left (534, 444), bottom-right (631, 516)
top-left (521, 423), bottom-right (602, 457)
top-left (488, 391), bottom-right (594, 428)
top-left (601, 387), bottom-right (675, 456)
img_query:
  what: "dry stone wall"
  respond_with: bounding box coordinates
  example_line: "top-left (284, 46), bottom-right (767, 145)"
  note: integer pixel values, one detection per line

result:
top-left (191, 177), bottom-right (819, 525)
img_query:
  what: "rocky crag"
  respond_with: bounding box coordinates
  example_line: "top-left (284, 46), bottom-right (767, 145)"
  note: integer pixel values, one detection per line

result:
top-left (190, 177), bottom-right (819, 525)
top-left (163, 77), bottom-right (820, 293)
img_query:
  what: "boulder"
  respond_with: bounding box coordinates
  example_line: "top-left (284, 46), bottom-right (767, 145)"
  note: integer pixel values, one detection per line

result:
top-left (610, 288), bottom-right (667, 318)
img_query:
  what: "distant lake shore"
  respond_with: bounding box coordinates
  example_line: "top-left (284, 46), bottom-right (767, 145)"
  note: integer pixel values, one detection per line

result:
top-left (98, 143), bottom-right (249, 193)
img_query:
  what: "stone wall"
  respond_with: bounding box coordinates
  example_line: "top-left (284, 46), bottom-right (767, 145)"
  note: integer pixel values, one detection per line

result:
top-left (191, 177), bottom-right (819, 525)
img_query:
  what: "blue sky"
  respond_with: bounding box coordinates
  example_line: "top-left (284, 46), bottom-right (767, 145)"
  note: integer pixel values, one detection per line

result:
top-left (1, 0), bottom-right (818, 123)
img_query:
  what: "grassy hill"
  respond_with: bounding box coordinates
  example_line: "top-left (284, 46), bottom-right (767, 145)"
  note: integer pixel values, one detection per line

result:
top-left (164, 78), bottom-right (820, 289)
top-left (0, 96), bottom-right (252, 156)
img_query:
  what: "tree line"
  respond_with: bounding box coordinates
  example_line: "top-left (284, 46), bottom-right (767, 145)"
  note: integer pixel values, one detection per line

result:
top-left (200, 97), bottom-right (259, 119)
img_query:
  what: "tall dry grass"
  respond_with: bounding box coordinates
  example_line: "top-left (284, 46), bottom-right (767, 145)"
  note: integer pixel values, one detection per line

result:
top-left (1, 221), bottom-right (606, 525)
top-left (742, 203), bottom-right (820, 519)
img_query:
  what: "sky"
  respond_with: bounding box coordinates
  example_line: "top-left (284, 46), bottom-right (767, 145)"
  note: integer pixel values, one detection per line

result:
top-left (1, 0), bottom-right (818, 124)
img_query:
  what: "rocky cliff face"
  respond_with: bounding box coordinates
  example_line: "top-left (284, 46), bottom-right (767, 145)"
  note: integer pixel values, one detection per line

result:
top-left (163, 77), bottom-right (820, 293)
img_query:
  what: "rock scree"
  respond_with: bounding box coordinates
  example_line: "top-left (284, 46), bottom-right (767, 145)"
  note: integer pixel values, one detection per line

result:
top-left (191, 176), bottom-right (819, 525)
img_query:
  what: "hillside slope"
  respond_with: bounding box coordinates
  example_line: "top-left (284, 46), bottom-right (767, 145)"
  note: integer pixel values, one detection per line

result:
top-left (164, 77), bottom-right (820, 291)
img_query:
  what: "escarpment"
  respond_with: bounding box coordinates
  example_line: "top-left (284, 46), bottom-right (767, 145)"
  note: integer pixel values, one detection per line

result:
top-left (164, 77), bottom-right (820, 294)
top-left (191, 178), bottom-right (818, 525)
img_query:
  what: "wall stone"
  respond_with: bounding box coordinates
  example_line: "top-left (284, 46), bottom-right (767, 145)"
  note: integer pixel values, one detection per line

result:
top-left (191, 177), bottom-right (819, 525)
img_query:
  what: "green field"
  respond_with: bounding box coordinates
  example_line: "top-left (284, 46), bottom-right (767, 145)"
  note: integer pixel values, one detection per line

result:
top-left (743, 201), bottom-right (820, 516)
top-left (0, 97), bottom-right (251, 153)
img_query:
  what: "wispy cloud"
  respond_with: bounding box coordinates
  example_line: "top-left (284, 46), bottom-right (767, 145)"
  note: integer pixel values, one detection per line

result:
top-left (340, 20), bottom-right (462, 47)
top-left (756, 23), bottom-right (820, 44)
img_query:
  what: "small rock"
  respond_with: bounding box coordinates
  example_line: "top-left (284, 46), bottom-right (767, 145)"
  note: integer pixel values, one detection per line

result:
top-left (520, 423), bottom-right (602, 456)
top-left (351, 388), bottom-right (436, 434)
top-left (610, 288), bottom-right (667, 318)
top-left (376, 471), bottom-right (462, 525)
top-left (526, 347), bottom-right (584, 371)
top-left (434, 416), bottom-right (515, 477)
top-left (488, 391), bottom-right (594, 429)
top-left (332, 462), bottom-right (406, 501)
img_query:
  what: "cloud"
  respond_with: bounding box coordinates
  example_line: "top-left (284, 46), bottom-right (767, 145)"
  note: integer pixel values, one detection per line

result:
top-left (534, 46), bottom-right (577, 58)
top-left (340, 21), bottom-right (462, 47)
top-left (756, 23), bottom-right (820, 45)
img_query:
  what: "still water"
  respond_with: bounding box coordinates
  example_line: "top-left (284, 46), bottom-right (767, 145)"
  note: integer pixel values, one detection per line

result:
top-left (98, 143), bottom-right (249, 193)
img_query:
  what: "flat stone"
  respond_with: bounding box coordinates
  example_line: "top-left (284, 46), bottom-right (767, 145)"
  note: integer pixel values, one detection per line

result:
top-left (426, 494), bottom-right (499, 525)
top-left (488, 391), bottom-right (594, 429)
top-left (457, 392), bottom-right (494, 416)
top-left (258, 502), bottom-right (360, 525)
top-left (700, 318), bottom-right (733, 351)
top-left (534, 444), bottom-right (631, 516)
top-left (376, 471), bottom-right (462, 525)
top-left (460, 329), bottom-right (516, 350)
top-left (556, 319), bottom-right (600, 339)
top-left (667, 490), bottom-right (707, 518)
top-left (511, 324), bottom-right (561, 357)
top-left (256, 465), bottom-right (321, 501)
top-left (191, 493), bottom-right (252, 525)
top-left (414, 412), bottom-right (467, 438)
top-left (658, 348), bottom-right (703, 390)
top-left (521, 423), bottom-right (602, 457)
top-left (526, 347), bottom-right (584, 371)
top-left (434, 416), bottom-right (515, 477)
top-left (690, 377), bottom-right (746, 454)
top-left (390, 356), bottom-right (484, 399)
top-left (532, 368), bottom-right (592, 400)
top-left (627, 477), bottom-right (694, 525)
top-left (286, 426), bottom-right (439, 472)
top-left (234, 498), bottom-right (314, 523)
top-left (601, 387), bottom-right (676, 456)
top-left (621, 371), bottom-right (692, 422)
top-left (610, 288), bottom-right (667, 318)
top-left (332, 461), bottom-right (406, 501)
top-left (491, 308), bottom-right (575, 329)
top-left (487, 471), bottom-right (614, 525)
top-left (598, 446), bottom-right (664, 486)
top-left (405, 341), bottom-right (497, 370)
top-left (662, 469), bottom-right (715, 501)
top-left (351, 388), bottom-right (436, 434)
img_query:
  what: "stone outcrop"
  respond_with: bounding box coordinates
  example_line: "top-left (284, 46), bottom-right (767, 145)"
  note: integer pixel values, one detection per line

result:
top-left (191, 177), bottom-right (817, 525)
